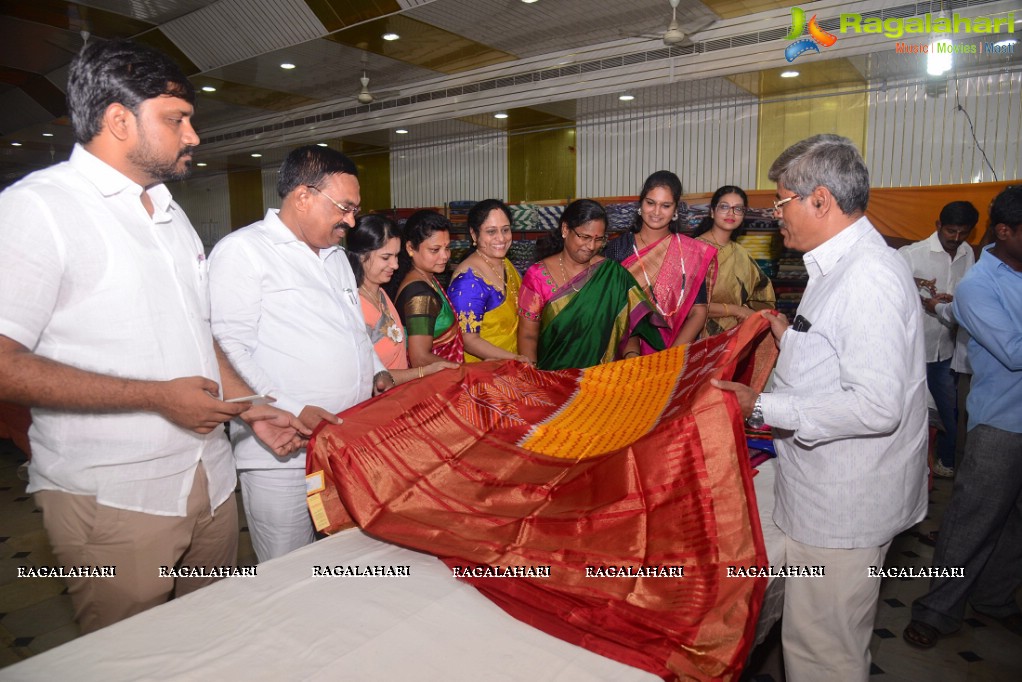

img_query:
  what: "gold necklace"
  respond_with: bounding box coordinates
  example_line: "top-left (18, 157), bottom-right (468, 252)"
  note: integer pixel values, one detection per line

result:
top-left (359, 284), bottom-right (393, 324)
top-left (477, 253), bottom-right (506, 292)
top-left (412, 266), bottom-right (444, 297)
top-left (558, 253), bottom-right (583, 293)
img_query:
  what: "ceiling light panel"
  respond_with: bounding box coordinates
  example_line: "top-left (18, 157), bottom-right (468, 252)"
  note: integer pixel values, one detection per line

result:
top-left (161, 0), bottom-right (326, 71)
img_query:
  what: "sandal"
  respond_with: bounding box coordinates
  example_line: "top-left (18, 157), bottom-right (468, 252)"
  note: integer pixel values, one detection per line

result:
top-left (903, 620), bottom-right (940, 649)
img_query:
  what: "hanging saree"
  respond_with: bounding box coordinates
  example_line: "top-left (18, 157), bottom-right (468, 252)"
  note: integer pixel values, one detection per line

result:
top-left (696, 238), bottom-right (776, 337)
top-left (448, 259), bottom-right (522, 362)
top-left (608, 232), bottom-right (717, 352)
top-left (519, 259), bottom-right (664, 371)
top-left (306, 316), bottom-right (779, 681)
top-left (394, 278), bottom-right (464, 363)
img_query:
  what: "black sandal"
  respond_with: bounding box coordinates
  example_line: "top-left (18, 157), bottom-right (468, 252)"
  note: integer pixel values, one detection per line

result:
top-left (903, 620), bottom-right (940, 649)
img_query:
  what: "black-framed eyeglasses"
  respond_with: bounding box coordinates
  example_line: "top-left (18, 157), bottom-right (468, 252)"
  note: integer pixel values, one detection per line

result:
top-left (306, 185), bottom-right (360, 218)
top-left (772, 194), bottom-right (802, 211)
top-left (570, 228), bottom-right (609, 248)
top-left (715, 203), bottom-right (747, 215)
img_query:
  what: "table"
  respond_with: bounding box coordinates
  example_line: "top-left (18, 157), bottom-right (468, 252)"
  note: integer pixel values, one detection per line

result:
top-left (5, 461), bottom-right (783, 681)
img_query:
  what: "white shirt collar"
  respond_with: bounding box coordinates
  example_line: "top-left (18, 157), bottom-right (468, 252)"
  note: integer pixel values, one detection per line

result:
top-left (70, 143), bottom-right (173, 215)
top-left (804, 214), bottom-right (874, 277)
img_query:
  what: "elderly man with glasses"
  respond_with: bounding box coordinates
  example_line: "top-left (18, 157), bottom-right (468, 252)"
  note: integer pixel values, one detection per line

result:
top-left (714, 134), bottom-right (929, 682)
top-left (207, 145), bottom-right (394, 562)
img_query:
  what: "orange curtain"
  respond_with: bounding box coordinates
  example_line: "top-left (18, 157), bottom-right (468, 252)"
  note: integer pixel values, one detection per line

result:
top-left (682, 180), bottom-right (1014, 245)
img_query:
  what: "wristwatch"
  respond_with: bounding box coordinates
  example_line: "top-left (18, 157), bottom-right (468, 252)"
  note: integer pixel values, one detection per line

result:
top-left (746, 394), bottom-right (765, 429)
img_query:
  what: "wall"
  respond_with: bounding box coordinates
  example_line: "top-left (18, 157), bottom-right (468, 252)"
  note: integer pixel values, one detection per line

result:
top-left (391, 133), bottom-right (508, 208)
top-left (577, 101), bottom-right (759, 198)
top-left (866, 70), bottom-right (1022, 187)
top-left (169, 173), bottom-right (232, 254)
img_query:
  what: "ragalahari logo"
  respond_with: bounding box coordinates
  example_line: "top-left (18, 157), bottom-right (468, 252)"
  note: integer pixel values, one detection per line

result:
top-left (785, 7), bottom-right (838, 62)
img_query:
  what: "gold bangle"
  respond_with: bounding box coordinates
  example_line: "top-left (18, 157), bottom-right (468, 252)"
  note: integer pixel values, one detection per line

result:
top-left (418, 366), bottom-right (424, 379)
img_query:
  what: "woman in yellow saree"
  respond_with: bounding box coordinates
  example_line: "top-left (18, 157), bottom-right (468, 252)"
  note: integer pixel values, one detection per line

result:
top-left (448, 199), bottom-right (531, 364)
top-left (692, 185), bottom-right (776, 336)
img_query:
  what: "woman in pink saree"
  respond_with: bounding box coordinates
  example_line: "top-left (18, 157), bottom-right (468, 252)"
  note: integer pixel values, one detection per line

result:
top-left (604, 171), bottom-right (716, 353)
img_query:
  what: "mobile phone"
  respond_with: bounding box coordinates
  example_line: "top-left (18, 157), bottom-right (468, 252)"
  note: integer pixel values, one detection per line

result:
top-left (225, 394), bottom-right (276, 405)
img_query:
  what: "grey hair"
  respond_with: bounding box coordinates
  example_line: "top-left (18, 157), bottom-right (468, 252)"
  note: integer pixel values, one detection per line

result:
top-left (767, 134), bottom-right (870, 214)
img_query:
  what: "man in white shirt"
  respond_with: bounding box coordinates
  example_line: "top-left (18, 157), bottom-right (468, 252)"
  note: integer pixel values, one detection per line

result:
top-left (714, 135), bottom-right (928, 682)
top-left (0, 40), bottom-right (307, 633)
top-left (898, 202), bottom-right (978, 478)
top-left (209, 145), bottom-right (394, 562)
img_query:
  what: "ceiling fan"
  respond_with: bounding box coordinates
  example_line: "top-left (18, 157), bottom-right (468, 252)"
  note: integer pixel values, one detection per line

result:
top-left (629, 0), bottom-right (716, 48)
top-left (356, 53), bottom-right (374, 104)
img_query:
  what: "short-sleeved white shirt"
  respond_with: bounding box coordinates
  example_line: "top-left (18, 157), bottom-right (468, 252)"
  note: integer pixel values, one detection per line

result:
top-left (0, 145), bottom-right (235, 516)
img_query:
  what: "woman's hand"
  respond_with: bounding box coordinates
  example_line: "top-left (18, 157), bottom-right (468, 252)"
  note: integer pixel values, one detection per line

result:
top-left (424, 360), bottom-right (459, 375)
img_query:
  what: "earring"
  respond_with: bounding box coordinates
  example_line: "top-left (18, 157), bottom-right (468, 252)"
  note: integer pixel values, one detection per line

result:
top-left (672, 213), bottom-right (678, 221)
top-left (636, 208), bottom-right (642, 216)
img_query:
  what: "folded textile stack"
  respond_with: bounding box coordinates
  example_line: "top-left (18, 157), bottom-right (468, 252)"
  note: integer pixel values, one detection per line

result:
top-left (605, 202), bottom-right (638, 233)
top-left (448, 239), bottom-right (472, 268)
top-left (448, 200), bottom-right (475, 231)
top-left (737, 233), bottom-right (782, 278)
top-left (507, 239), bottom-right (536, 274)
top-left (510, 204), bottom-right (539, 231)
top-left (533, 205), bottom-right (564, 232)
top-left (773, 248), bottom-right (807, 320)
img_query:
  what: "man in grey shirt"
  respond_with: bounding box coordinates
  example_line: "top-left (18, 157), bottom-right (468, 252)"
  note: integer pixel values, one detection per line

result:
top-left (715, 135), bottom-right (928, 681)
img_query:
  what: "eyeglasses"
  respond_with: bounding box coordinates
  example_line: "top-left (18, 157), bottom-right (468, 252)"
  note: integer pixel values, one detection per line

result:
top-left (306, 185), bottom-right (360, 218)
top-left (772, 194), bottom-right (802, 211)
top-left (715, 204), bottom-right (747, 215)
top-left (570, 229), bottom-right (609, 248)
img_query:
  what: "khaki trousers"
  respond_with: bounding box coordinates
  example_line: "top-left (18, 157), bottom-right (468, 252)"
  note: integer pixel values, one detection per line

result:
top-left (35, 462), bottom-right (238, 634)
top-left (780, 534), bottom-right (891, 682)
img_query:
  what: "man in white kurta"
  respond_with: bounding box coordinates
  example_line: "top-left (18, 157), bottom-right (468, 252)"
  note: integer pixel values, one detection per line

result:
top-left (0, 40), bottom-right (305, 633)
top-left (209, 145), bottom-right (390, 562)
top-left (714, 135), bottom-right (928, 682)
top-left (898, 202), bottom-right (977, 477)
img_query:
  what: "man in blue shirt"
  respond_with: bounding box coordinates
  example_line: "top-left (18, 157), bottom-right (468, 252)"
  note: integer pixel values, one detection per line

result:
top-left (905, 185), bottom-right (1022, 648)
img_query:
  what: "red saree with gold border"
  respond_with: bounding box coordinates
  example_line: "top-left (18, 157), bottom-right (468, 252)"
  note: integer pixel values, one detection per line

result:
top-left (307, 316), bottom-right (776, 680)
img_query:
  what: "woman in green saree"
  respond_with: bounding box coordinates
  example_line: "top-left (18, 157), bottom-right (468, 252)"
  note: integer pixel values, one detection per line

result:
top-left (390, 210), bottom-right (464, 366)
top-left (517, 199), bottom-right (665, 370)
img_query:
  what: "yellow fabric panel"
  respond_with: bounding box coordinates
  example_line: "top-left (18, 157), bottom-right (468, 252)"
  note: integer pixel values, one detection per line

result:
top-left (354, 151), bottom-right (391, 214)
top-left (757, 91), bottom-right (867, 189)
top-left (227, 169), bottom-right (264, 230)
top-left (521, 349), bottom-right (681, 459)
top-left (508, 128), bottom-right (576, 204)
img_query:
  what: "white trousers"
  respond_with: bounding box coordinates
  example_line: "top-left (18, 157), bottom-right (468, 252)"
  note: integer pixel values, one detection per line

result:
top-left (239, 468), bottom-right (315, 563)
top-left (780, 534), bottom-right (891, 682)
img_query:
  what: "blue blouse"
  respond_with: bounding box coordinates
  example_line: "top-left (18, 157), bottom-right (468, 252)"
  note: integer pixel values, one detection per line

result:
top-left (448, 267), bottom-right (505, 333)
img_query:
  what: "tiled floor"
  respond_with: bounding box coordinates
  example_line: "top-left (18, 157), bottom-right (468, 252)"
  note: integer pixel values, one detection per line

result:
top-left (1, 438), bottom-right (1019, 679)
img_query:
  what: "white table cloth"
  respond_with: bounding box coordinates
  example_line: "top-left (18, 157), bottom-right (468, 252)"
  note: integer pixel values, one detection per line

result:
top-left (6, 461), bottom-right (783, 681)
